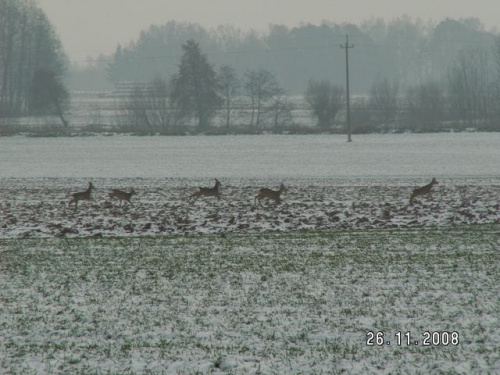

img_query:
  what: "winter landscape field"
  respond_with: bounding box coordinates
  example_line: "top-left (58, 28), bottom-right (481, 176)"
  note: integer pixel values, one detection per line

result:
top-left (1, 133), bottom-right (499, 373)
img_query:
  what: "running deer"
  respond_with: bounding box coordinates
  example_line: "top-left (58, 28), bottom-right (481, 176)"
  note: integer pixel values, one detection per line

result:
top-left (188, 179), bottom-right (221, 204)
top-left (109, 188), bottom-right (136, 205)
top-left (409, 178), bottom-right (438, 205)
top-left (68, 182), bottom-right (94, 209)
top-left (255, 183), bottom-right (287, 207)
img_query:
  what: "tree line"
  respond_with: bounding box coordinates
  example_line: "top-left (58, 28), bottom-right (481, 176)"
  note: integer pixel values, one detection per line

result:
top-left (2, 2), bottom-right (500, 132)
top-left (0, 0), bottom-right (69, 124)
top-left (117, 38), bottom-right (500, 133)
top-left (119, 39), bottom-right (294, 132)
top-left (105, 17), bottom-right (500, 132)
top-left (105, 18), bottom-right (498, 94)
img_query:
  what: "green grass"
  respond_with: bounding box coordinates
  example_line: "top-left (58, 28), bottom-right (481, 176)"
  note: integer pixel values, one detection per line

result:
top-left (0, 225), bottom-right (499, 374)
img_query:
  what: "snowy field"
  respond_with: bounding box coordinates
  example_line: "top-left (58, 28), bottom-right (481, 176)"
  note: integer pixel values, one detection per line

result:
top-left (0, 133), bottom-right (499, 373)
top-left (1, 132), bottom-right (499, 178)
top-left (0, 176), bottom-right (499, 238)
top-left (1, 227), bottom-right (499, 373)
top-left (0, 133), bottom-right (498, 238)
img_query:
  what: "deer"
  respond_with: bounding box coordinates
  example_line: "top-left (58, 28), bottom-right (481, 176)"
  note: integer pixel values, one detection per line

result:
top-left (68, 182), bottom-right (94, 210)
top-left (255, 183), bottom-right (287, 207)
top-left (409, 178), bottom-right (438, 205)
top-left (188, 179), bottom-right (221, 204)
top-left (109, 188), bottom-right (136, 206)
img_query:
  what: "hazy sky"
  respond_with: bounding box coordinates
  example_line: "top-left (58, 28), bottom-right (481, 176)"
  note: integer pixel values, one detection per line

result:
top-left (37, 0), bottom-right (500, 64)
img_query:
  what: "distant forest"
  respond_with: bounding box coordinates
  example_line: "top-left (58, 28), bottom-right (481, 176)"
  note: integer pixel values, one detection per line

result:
top-left (4, 0), bottom-right (500, 134)
top-left (72, 17), bottom-right (499, 95)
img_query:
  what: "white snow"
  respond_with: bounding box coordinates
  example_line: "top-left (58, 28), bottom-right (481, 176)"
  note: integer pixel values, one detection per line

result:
top-left (0, 133), bottom-right (499, 178)
top-left (1, 228), bottom-right (499, 373)
top-left (0, 176), bottom-right (498, 238)
top-left (0, 133), bottom-right (499, 373)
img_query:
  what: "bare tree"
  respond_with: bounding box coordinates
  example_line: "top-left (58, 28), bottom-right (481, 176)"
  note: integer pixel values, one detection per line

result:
top-left (147, 77), bottom-right (176, 128)
top-left (244, 69), bottom-right (278, 127)
top-left (369, 78), bottom-right (400, 126)
top-left (119, 77), bottom-right (177, 131)
top-left (269, 86), bottom-right (294, 132)
top-left (406, 81), bottom-right (444, 130)
top-left (120, 86), bottom-right (150, 130)
top-left (216, 64), bottom-right (240, 128)
top-left (491, 37), bottom-right (500, 125)
top-left (447, 49), bottom-right (492, 126)
top-left (305, 79), bottom-right (344, 127)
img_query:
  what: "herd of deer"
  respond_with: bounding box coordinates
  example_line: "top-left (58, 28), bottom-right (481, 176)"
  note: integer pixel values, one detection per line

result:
top-left (67, 178), bottom-right (439, 211)
top-left (68, 184), bottom-right (136, 209)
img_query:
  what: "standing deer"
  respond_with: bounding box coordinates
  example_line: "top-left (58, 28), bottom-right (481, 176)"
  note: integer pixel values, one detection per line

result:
top-left (68, 182), bottom-right (94, 210)
top-left (409, 178), bottom-right (438, 205)
top-left (188, 179), bottom-right (221, 204)
top-left (109, 188), bottom-right (136, 205)
top-left (255, 183), bottom-right (287, 207)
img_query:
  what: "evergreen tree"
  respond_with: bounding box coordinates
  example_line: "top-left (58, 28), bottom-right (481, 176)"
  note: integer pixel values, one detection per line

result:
top-left (170, 39), bottom-right (220, 128)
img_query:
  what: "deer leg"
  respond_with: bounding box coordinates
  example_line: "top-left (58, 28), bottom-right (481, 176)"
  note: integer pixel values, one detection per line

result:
top-left (409, 193), bottom-right (415, 205)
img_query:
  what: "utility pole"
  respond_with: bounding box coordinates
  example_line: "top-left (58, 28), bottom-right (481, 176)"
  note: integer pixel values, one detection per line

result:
top-left (341, 34), bottom-right (354, 142)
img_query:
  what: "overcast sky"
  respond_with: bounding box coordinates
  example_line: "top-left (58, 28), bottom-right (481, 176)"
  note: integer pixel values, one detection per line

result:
top-left (37, 0), bottom-right (500, 64)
